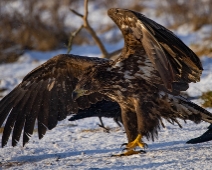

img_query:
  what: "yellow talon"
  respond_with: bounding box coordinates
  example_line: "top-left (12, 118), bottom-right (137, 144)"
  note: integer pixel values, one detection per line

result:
top-left (112, 134), bottom-right (147, 156)
top-left (126, 134), bottom-right (148, 150)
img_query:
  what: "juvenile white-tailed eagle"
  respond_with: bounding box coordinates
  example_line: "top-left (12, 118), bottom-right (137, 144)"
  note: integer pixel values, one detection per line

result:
top-left (0, 8), bottom-right (212, 156)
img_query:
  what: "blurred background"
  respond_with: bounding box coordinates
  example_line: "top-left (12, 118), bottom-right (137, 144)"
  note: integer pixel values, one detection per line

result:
top-left (1, 1), bottom-right (212, 168)
top-left (0, 0), bottom-right (212, 103)
top-left (1, 0), bottom-right (212, 63)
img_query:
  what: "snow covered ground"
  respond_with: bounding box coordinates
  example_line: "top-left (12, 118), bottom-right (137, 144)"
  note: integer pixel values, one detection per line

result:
top-left (1, 46), bottom-right (212, 170)
top-left (1, 117), bottom-right (212, 170)
top-left (1, 2), bottom-right (212, 170)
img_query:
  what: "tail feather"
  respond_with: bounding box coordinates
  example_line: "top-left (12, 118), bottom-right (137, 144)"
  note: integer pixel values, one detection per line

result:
top-left (157, 92), bottom-right (212, 125)
top-left (176, 95), bottom-right (212, 123)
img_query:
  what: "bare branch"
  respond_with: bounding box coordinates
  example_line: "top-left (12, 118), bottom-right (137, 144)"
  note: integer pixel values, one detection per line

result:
top-left (68, 0), bottom-right (120, 59)
top-left (84, 0), bottom-right (89, 20)
top-left (82, 0), bottom-right (108, 58)
top-left (70, 9), bottom-right (83, 18)
top-left (67, 25), bottom-right (84, 54)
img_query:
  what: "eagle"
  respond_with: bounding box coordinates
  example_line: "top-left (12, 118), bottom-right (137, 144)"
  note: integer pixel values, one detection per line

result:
top-left (69, 100), bottom-right (122, 132)
top-left (1, 8), bottom-right (212, 156)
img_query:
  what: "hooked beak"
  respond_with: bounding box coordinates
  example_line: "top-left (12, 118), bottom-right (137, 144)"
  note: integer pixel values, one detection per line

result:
top-left (72, 89), bottom-right (86, 100)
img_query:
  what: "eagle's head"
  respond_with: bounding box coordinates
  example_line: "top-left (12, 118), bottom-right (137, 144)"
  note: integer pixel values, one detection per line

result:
top-left (108, 8), bottom-right (138, 35)
top-left (73, 64), bottom-right (112, 100)
top-left (108, 8), bottom-right (143, 49)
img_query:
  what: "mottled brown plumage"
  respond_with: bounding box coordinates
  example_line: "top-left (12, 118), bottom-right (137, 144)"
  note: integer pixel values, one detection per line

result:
top-left (0, 8), bottom-right (212, 155)
top-left (0, 54), bottom-right (109, 147)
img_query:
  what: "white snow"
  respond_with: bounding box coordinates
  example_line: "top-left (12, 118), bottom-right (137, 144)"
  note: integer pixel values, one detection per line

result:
top-left (1, 2), bottom-right (212, 170)
top-left (1, 48), bottom-right (212, 170)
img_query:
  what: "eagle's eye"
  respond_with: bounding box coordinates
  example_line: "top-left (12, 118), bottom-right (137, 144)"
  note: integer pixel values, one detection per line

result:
top-left (83, 83), bottom-right (91, 90)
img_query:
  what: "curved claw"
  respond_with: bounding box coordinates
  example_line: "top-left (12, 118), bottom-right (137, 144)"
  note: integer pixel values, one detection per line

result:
top-left (122, 147), bottom-right (128, 152)
top-left (139, 150), bottom-right (146, 154)
top-left (121, 143), bottom-right (128, 148)
top-left (143, 143), bottom-right (148, 149)
top-left (136, 142), bottom-right (148, 149)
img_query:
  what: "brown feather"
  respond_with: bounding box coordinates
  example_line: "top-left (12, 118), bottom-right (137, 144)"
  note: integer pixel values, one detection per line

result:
top-left (108, 8), bottom-right (203, 93)
top-left (0, 54), bottom-right (109, 147)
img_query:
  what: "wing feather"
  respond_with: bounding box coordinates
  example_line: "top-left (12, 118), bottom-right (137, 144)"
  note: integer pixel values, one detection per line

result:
top-left (37, 80), bottom-right (50, 139)
top-left (108, 8), bottom-right (203, 92)
top-left (12, 90), bottom-right (32, 147)
top-left (141, 27), bottom-right (173, 90)
top-left (0, 54), bottom-right (108, 147)
top-left (23, 83), bottom-right (43, 146)
top-left (48, 83), bottom-right (59, 130)
top-left (2, 88), bottom-right (27, 147)
top-left (0, 90), bottom-right (19, 127)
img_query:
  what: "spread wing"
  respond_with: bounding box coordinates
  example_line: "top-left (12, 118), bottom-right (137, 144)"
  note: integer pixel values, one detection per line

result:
top-left (108, 8), bottom-right (203, 92)
top-left (0, 54), bottom-right (107, 147)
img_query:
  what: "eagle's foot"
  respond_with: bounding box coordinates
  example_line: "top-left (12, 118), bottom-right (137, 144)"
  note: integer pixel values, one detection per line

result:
top-left (126, 134), bottom-right (148, 150)
top-left (111, 149), bottom-right (146, 157)
top-left (113, 134), bottom-right (147, 156)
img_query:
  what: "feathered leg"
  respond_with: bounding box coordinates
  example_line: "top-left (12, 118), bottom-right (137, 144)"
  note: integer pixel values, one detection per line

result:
top-left (113, 103), bottom-right (146, 156)
top-left (123, 98), bottom-right (148, 152)
top-left (121, 106), bottom-right (138, 143)
top-left (121, 97), bottom-right (163, 155)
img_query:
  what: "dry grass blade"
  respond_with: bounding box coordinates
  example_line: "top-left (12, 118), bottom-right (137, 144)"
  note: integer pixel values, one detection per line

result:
top-left (0, 127), bottom-right (3, 133)
top-left (201, 91), bottom-right (212, 108)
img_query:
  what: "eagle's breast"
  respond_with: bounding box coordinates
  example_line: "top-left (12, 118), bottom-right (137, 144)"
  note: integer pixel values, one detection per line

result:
top-left (111, 55), bottom-right (162, 90)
